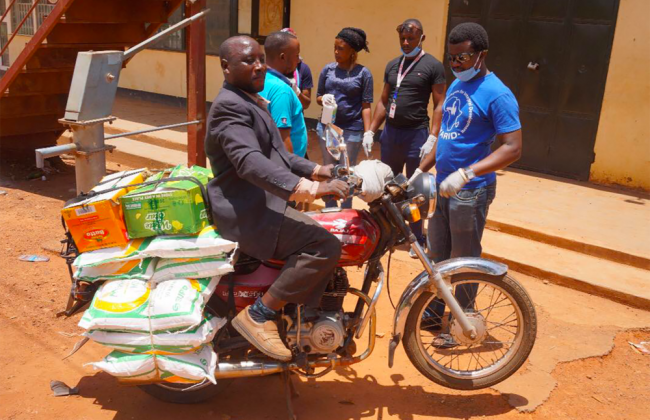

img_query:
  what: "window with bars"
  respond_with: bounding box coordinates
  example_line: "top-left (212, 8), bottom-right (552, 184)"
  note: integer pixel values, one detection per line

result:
top-left (10, 0), bottom-right (35, 36)
top-left (148, 0), bottom-right (288, 56)
top-left (35, 0), bottom-right (54, 28)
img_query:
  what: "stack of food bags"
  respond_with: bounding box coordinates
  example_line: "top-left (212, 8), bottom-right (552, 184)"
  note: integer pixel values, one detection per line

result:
top-left (64, 166), bottom-right (238, 385)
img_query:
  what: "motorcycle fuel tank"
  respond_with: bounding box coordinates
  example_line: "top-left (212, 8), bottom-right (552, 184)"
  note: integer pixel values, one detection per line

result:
top-left (308, 209), bottom-right (381, 267)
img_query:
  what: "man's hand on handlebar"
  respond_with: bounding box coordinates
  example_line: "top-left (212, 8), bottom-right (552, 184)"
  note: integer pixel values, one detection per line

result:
top-left (313, 164), bottom-right (335, 181)
top-left (315, 179), bottom-right (349, 200)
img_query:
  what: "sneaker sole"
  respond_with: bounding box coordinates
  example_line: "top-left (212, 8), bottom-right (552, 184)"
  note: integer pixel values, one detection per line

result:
top-left (231, 316), bottom-right (292, 362)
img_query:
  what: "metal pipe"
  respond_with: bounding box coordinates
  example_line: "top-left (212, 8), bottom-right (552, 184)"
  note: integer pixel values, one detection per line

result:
top-left (123, 9), bottom-right (210, 60)
top-left (104, 120), bottom-right (200, 140)
top-left (355, 265), bottom-right (384, 339)
top-left (35, 143), bottom-right (77, 169)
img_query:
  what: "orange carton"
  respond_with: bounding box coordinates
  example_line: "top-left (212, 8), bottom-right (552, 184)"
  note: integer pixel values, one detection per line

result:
top-left (62, 169), bottom-right (148, 253)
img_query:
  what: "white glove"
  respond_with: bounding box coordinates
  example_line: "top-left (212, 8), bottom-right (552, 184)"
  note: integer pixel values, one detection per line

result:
top-left (353, 160), bottom-right (394, 203)
top-left (439, 168), bottom-right (469, 198)
top-left (322, 94), bottom-right (336, 107)
top-left (288, 77), bottom-right (301, 96)
top-left (362, 131), bottom-right (374, 157)
top-left (408, 168), bottom-right (423, 185)
top-left (419, 134), bottom-right (437, 159)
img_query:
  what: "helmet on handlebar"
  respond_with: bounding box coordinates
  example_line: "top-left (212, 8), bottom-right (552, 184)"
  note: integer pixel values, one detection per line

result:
top-left (407, 172), bottom-right (437, 219)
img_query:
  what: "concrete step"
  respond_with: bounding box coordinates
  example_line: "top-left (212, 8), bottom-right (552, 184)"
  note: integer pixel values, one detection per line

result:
top-left (481, 229), bottom-right (650, 311)
top-left (105, 137), bottom-right (186, 169)
top-left (104, 119), bottom-right (187, 152)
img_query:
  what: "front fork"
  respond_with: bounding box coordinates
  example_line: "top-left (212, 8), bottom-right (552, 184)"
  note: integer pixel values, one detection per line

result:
top-left (381, 196), bottom-right (478, 340)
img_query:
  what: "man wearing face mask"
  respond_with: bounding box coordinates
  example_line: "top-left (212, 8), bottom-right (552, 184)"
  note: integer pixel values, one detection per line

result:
top-left (414, 23), bottom-right (522, 347)
top-left (366, 18), bottom-right (446, 256)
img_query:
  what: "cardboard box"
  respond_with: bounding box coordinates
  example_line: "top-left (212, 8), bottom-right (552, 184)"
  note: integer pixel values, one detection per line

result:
top-left (121, 165), bottom-right (212, 239)
top-left (62, 169), bottom-right (148, 253)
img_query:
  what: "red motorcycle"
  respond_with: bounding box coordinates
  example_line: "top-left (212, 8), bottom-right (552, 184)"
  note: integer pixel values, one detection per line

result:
top-left (134, 164), bottom-right (537, 407)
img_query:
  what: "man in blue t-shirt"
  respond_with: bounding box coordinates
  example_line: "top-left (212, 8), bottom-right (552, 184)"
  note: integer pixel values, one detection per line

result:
top-left (259, 31), bottom-right (308, 157)
top-left (413, 22), bottom-right (523, 346)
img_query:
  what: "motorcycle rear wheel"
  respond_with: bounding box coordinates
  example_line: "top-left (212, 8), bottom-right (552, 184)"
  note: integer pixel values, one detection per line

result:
top-left (403, 273), bottom-right (536, 390)
top-left (139, 379), bottom-right (232, 404)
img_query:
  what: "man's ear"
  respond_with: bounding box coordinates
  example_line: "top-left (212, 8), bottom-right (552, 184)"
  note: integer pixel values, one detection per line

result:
top-left (221, 58), bottom-right (230, 74)
top-left (421, 34), bottom-right (427, 43)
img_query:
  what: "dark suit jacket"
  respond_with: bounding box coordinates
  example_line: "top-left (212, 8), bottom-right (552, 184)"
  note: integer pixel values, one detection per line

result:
top-left (205, 83), bottom-right (317, 261)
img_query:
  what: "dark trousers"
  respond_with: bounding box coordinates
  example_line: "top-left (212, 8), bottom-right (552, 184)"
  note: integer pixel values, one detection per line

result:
top-left (425, 183), bottom-right (496, 320)
top-left (268, 206), bottom-right (342, 307)
top-left (380, 123), bottom-right (428, 244)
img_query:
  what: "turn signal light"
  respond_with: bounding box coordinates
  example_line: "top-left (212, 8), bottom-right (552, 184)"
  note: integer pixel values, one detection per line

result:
top-left (402, 203), bottom-right (421, 223)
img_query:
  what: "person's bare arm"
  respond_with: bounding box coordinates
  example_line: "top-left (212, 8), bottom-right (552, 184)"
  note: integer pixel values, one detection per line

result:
top-left (471, 129), bottom-right (522, 176)
top-left (299, 88), bottom-right (312, 109)
top-left (368, 83), bottom-right (390, 133)
top-left (278, 128), bottom-right (294, 154)
top-left (361, 103), bottom-right (372, 132)
top-left (429, 83), bottom-right (446, 137)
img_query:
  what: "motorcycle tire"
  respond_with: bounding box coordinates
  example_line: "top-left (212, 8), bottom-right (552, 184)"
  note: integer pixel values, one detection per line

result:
top-left (403, 273), bottom-right (537, 390)
top-left (139, 379), bottom-right (232, 404)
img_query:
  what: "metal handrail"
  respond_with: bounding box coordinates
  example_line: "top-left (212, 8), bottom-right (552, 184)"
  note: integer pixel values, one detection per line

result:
top-left (0, 0), bottom-right (41, 60)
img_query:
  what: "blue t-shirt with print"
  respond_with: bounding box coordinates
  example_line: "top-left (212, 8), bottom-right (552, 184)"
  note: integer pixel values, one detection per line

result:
top-left (259, 69), bottom-right (308, 157)
top-left (317, 63), bottom-right (373, 131)
top-left (436, 72), bottom-right (521, 189)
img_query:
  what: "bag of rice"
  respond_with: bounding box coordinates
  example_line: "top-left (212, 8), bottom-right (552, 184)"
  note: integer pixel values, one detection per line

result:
top-left (74, 258), bottom-right (157, 282)
top-left (84, 313), bottom-right (225, 354)
top-left (73, 237), bottom-right (153, 268)
top-left (88, 344), bottom-right (217, 384)
top-left (143, 225), bottom-right (237, 258)
top-left (151, 255), bottom-right (233, 283)
top-left (78, 277), bottom-right (220, 332)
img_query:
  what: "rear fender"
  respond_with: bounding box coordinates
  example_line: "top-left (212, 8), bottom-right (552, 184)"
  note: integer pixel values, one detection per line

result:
top-left (387, 257), bottom-right (507, 367)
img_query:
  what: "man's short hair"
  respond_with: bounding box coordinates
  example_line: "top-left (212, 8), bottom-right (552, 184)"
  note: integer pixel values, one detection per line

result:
top-left (397, 18), bottom-right (424, 34)
top-left (219, 35), bottom-right (255, 61)
top-left (264, 31), bottom-right (297, 58)
top-left (448, 22), bottom-right (489, 51)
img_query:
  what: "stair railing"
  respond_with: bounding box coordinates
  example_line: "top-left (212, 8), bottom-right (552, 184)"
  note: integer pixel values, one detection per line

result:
top-left (0, 0), bottom-right (42, 60)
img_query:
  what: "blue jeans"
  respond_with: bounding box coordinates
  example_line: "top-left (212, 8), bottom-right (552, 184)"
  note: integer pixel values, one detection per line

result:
top-left (380, 124), bottom-right (428, 243)
top-left (425, 182), bottom-right (497, 323)
top-left (317, 123), bottom-right (362, 209)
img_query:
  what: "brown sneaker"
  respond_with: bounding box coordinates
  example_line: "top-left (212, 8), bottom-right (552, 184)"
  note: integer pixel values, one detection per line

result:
top-left (231, 306), bottom-right (292, 361)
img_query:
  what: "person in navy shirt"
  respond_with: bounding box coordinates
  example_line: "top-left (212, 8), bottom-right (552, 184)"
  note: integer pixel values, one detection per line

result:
top-left (316, 27), bottom-right (373, 208)
top-left (414, 22), bottom-right (523, 347)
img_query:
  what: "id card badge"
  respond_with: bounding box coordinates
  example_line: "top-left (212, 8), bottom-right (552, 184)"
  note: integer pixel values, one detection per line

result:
top-left (388, 101), bottom-right (397, 119)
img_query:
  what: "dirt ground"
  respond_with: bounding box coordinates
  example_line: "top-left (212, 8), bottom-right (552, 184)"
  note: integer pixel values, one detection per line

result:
top-left (1, 160), bottom-right (649, 420)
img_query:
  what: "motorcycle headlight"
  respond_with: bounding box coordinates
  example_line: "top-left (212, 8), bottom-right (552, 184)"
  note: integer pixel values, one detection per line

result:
top-left (407, 172), bottom-right (437, 219)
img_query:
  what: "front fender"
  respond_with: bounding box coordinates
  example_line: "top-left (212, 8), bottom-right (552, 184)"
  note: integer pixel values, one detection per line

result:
top-left (387, 257), bottom-right (507, 367)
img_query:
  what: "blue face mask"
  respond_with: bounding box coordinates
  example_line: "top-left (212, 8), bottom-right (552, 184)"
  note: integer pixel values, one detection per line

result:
top-left (402, 36), bottom-right (423, 58)
top-left (452, 51), bottom-right (483, 82)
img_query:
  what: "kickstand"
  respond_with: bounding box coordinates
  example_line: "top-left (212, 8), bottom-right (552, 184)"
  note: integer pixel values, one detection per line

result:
top-left (281, 370), bottom-right (299, 420)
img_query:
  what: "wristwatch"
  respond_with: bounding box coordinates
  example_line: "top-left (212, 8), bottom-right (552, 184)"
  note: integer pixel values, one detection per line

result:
top-left (462, 166), bottom-right (476, 181)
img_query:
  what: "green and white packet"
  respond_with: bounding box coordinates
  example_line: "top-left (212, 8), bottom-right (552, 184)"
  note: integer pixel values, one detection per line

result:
top-left (84, 314), bottom-right (226, 354)
top-left (78, 277), bottom-right (220, 332)
top-left (151, 255), bottom-right (233, 283)
top-left (89, 344), bottom-right (217, 384)
top-left (143, 225), bottom-right (237, 258)
top-left (74, 258), bottom-right (157, 282)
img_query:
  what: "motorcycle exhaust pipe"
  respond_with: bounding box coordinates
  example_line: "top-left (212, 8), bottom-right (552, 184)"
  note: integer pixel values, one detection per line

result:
top-left (214, 360), bottom-right (287, 379)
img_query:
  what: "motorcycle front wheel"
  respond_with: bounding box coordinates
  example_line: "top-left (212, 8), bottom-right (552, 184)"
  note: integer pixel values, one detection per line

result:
top-left (403, 273), bottom-right (537, 390)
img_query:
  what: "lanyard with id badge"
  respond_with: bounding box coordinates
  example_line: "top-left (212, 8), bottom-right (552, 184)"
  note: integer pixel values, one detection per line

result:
top-left (389, 50), bottom-right (425, 119)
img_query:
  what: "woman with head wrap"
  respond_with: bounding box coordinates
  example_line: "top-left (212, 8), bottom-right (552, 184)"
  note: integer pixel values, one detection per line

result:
top-left (316, 27), bottom-right (374, 208)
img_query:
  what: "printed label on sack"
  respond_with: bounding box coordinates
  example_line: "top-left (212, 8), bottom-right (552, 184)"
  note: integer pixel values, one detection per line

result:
top-left (75, 205), bottom-right (97, 216)
top-left (125, 203), bottom-right (142, 210)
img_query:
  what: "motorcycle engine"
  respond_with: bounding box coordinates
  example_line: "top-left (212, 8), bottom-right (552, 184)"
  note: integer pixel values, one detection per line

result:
top-left (285, 310), bottom-right (346, 354)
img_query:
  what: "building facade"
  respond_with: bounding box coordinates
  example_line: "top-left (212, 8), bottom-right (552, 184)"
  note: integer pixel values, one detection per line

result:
top-left (2, 0), bottom-right (648, 190)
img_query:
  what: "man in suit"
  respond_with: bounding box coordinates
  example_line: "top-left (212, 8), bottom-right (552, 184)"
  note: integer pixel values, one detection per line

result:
top-left (205, 36), bottom-right (349, 361)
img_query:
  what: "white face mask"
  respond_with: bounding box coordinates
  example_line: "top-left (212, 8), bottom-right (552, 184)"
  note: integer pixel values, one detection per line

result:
top-left (452, 51), bottom-right (483, 82)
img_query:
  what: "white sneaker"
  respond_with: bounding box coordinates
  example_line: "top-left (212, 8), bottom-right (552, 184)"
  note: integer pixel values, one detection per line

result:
top-left (409, 248), bottom-right (418, 259)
